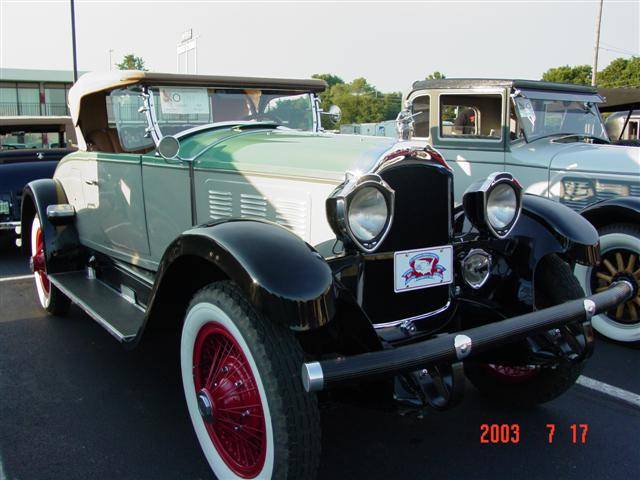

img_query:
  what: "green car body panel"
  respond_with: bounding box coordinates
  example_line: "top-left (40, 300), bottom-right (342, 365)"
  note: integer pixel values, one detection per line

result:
top-left (55, 127), bottom-right (398, 269)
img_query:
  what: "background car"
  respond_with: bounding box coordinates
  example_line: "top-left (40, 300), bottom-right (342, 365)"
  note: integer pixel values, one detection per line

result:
top-left (0, 116), bottom-right (76, 245)
top-left (401, 78), bottom-right (640, 344)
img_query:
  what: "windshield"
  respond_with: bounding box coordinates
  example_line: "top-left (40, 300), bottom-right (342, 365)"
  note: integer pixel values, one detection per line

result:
top-left (513, 96), bottom-right (608, 142)
top-left (108, 86), bottom-right (316, 152)
top-left (151, 87), bottom-right (315, 136)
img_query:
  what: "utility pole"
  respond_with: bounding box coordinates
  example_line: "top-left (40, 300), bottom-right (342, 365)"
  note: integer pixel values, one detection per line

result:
top-left (70, 0), bottom-right (78, 82)
top-left (591, 0), bottom-right (604, 86)
top-left (108, 49), bottom-right (114, 70)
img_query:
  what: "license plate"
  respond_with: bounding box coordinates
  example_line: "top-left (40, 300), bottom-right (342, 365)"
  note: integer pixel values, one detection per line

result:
top-left (0, 201), bottom-right (9, 215)
top-left (394, 245), bottom-right (453, 293)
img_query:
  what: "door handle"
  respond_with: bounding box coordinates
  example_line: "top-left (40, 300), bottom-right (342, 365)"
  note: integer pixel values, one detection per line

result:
top-left (84, 180), bottom-right (99, 186)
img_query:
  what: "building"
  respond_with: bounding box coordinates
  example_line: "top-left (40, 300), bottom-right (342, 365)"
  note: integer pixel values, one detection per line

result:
top-left (339, 120), bottom-right (397, 137)
top-left (0, 68), bottom-right (83, 117)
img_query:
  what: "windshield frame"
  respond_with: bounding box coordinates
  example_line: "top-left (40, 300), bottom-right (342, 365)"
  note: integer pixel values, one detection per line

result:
top-left (512, 89), bottom-right (609, 143)
top-left (138, 84), bottom-right (321, 146)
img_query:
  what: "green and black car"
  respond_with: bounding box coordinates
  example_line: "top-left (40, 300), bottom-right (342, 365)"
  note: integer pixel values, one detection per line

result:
top-left (21, 71), bottom-right (635, 480)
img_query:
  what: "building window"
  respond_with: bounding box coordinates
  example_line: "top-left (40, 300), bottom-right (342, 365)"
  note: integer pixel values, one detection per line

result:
top-left (17, 83), bottom-right (40, 116)
top-left (45, 86), bottom-right (68, 115)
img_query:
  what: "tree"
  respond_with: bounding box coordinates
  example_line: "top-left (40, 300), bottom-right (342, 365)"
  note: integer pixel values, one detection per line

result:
top-left (311, 73), bottom-right (344, 88)
top-left (116, 54), bottom-right (148, 71)
top-left (426, 71), bottom-right (446, 80)
top-left (541, 65), bottom-right (592, 85)
top-left (598, 57), bottom-right (640, 87)
top-left (312, 74), bottom-right (401, 128)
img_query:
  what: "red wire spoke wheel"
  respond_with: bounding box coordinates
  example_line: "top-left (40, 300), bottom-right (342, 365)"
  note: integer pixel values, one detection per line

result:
top-left (192, 323), bottom-right (266, 478)
top-left (31, 222), bottom-right (50, 295)
top-left (181, 282), bottom-right (320, 480)
top-left (484, 364), bottom-right (539, 383)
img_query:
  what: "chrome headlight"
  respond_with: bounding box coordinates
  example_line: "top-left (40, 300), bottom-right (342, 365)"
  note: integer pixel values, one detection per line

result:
top-left (327, 173), bottom-right (395, 252)
top-left (348, 187), bottom-right (388, 242)
top-left (486, 183), bottom-right (517, 231)
top-left (462, 172), bottom-right (522, 238)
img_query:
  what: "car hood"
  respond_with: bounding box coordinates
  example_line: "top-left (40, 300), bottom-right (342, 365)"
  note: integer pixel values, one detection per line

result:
top-left (548, 140), bottom-right (640, 175)
top-left (178, 127), bottom-right (399, 182)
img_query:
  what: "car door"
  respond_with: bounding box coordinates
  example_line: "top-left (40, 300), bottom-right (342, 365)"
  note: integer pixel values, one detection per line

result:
top-left (416, 89), bottom-right (507, 203)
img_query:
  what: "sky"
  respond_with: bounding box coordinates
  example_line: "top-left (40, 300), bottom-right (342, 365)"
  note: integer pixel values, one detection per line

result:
top-left (0, 0), bottom-right (638, 92)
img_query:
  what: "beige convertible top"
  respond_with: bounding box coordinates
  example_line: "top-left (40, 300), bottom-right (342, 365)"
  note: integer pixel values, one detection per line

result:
top-left (68, 70), bottom-right (327, 126)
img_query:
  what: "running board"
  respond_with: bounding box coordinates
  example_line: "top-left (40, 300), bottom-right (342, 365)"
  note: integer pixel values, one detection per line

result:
top-left (49, 271), bottom-right (145, 343)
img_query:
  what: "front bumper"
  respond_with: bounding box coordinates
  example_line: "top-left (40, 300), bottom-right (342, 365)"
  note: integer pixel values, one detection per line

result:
top-left (0, 221), bottom-right (20, 231)
top-left (301, 281), bottom-right (634, 392)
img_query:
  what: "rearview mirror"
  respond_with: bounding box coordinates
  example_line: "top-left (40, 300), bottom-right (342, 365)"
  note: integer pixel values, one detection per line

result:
top-left (157, 136), bottom-right (180, 161)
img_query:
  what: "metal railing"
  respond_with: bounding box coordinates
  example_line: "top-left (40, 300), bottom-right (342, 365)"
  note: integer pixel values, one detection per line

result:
top-left (0, 102), bottom-right (69, 116)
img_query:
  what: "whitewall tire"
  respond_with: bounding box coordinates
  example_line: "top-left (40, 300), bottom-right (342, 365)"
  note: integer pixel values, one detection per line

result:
top-left (575, 223), bottom-right (640, 344)
top-left (180, 282), bottom-right (320, 480)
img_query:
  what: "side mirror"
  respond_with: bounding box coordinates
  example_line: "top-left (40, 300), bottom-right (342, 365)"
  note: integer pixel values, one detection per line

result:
top-left (157, 135), bottom-right (180, 161)
top-left (328, 105), bottom-right (342, 123)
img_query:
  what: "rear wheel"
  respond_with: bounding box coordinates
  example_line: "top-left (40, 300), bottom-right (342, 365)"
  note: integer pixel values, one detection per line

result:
top-left (180, 281), bottom-right (320, 480)
top-left (30, 215), bottom-right (70, 315)
top-left (574, 223), bottom-right (640, 345)
top-left (465, 255), bottom-right (586, 406)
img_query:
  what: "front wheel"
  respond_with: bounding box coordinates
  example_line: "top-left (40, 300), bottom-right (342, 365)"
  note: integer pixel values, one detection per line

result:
top-left (574, 223), bottom-right (640, 345)
top-left (465, 255), bottom-right (586, 407)
top-left (180, 281), bottom-right (320, 480)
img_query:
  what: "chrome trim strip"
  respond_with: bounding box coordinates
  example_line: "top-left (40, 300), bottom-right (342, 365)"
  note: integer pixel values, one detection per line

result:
top-left (113, 259), bottom-right (155, 287)
top-left (373, 300), bottom-right (452, 329)
top-left (0, 221), bottom-right (20, 231)
top-left (301, 361), bottom-right (324, 393)
top-left (48, 275), bottom-right (131, 342)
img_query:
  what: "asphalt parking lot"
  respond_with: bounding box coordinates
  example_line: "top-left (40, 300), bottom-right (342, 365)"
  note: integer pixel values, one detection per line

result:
top-left (1, 243), bottom-right (639, 480)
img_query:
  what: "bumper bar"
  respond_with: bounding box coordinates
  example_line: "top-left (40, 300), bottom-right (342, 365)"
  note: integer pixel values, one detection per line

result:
top-left (301, 281), bottom-right (634, 392)
top-left (0, 221), bottom-right (20, 231)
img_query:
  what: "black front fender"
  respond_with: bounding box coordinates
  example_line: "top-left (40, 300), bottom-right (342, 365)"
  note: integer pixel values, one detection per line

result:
top-left (580, 196), bottom-right (640, 228)
top-left (514, 194), bottom-right (600, 267)
top-left (152, 220), bottom-right (336, 331)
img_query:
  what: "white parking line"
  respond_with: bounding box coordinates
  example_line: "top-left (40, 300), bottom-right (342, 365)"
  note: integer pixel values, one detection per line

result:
top-left (0, 274), bottom-right (32, 283)
top-left (577, 375), bottom-right (640, 408)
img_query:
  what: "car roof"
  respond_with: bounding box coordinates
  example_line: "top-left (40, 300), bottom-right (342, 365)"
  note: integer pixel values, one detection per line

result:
top-left (410, 78), bottom-right (598, 94)
top-left (597, 87), bottom-right (640, 112)
top-left (68, 70), bottom-right (327, 125)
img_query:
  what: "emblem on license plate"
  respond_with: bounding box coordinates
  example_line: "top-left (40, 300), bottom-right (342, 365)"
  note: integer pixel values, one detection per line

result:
top-left (394, 245), bottom-right (453, 293)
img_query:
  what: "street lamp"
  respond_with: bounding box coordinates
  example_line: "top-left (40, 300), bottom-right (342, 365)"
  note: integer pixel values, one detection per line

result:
top-left (70, 0), bottom-right (78, 82)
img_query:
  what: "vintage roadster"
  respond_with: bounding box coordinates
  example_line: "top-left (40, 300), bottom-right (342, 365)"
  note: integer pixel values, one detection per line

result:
top-left (21, 71), bottom-right (635, 480)
top-left (400, 79), bottom-right (640, 344)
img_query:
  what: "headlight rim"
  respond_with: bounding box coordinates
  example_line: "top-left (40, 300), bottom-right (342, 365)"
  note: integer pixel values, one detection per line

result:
top-left (462, 172), bottom-right (523, 239)
top-left (486, 180), bottom-right (519, 235)
top-left (330, 173), bottom-right (395, 253)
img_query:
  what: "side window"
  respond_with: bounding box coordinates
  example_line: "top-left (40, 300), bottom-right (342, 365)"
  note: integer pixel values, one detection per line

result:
top-left (440, 94), bottom-right (503, 140)
top-left (411, 94), bottom-right (430, 138)
top-left (109, 89), bottom-right (155, 152)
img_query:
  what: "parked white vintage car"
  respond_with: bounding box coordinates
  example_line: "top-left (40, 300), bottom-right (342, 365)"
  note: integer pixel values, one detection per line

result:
top-left (399, 79), bottom-right (640, 344)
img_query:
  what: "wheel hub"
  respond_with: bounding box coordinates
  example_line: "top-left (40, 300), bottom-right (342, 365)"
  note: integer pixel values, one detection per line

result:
top-left (196, 389), bottom-right (215, 423)
top-left (593, 248), bottom-right (640, 324)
